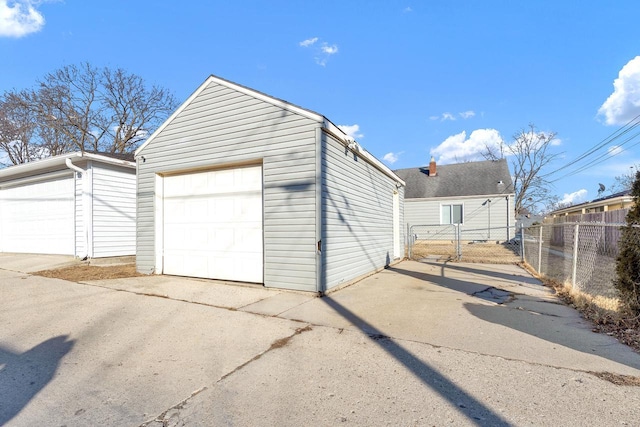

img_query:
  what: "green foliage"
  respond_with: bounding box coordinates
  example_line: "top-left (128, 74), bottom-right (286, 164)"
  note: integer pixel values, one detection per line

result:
top-left (615, 171), bottom-right (640, 314)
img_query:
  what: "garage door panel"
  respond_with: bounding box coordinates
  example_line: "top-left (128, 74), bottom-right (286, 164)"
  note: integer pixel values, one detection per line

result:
top-left (163, 165), bottom-right (263, 283)
top-left (0, 176), bottom-right (75, 255)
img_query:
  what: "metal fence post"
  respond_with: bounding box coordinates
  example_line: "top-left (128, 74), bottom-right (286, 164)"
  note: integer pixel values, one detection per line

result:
top-left (520, 227), bottom-right (525, 262)
top-left (408, 224), bottom-right (412, 259)
top-left (456, 225), bottom-right (461, 260)
top-left (571, 223), bottom-right (580, 288)
top-left (538, 225), bottom-right (543, 274)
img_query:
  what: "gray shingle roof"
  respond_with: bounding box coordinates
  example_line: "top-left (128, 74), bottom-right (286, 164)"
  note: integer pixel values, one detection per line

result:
top-left (394, 159), bottom-right (514, 199)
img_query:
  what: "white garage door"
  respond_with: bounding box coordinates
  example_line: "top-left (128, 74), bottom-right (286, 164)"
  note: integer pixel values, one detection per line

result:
top-left (0, 175), bottom-right (75, 255)
top-left (163, 165), bottom-right (263, 283)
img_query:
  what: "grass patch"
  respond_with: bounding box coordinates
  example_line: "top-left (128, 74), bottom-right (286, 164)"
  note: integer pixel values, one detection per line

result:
top-left (34, 263), bottom-right (145, 281)
top-left (521, 262), bottom-right (640, 353)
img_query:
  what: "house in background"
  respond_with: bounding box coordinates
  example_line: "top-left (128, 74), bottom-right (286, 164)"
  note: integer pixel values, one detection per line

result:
top-left (548, 189), bottom-right (634, 217)
top-left (394, 158), bottom-right (515, 241)
top-left (546, 189), bottom-right (634, 224)
top-left (0, 152), bottom-right (136, 258)
top-left (135, 74), bottom-right (405, 293)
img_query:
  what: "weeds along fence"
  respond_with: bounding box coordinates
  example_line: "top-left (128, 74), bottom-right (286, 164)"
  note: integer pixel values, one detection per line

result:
top-left (522, 222), bottom-right (640, 299)
top-left (407, 224), bottom-right (521, 263)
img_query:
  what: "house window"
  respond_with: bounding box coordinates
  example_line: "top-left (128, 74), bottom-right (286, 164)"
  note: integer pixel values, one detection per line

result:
top-left (441, 204), bottom-right (463, 224)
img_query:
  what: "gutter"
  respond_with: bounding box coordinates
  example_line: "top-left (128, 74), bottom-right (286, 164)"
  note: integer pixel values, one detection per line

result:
top-left (321, 119), bottom-right (406, 187)
top-left (65, 157), bottom-right (92, 260)
top-left (0, 152), bottom-right (135, 182)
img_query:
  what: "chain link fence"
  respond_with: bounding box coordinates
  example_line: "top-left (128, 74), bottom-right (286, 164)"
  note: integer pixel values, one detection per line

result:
top-left (522, 222), bottom-right (640, 299)
top-left (407, 224), bottom-right (521, 263)
top-left (407, 221), bottom-right (640, 301)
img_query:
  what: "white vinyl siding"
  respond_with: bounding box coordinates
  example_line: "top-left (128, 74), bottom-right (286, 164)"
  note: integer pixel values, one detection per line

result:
top-left (91, 162), bottom-right (136, 257)
top-left (405, 195), bottom-right (515, 241)
top-left (321, 133), bottom-right (403, 290)
top-left (75, 171), bottom-right (85, 257)
top-left (137, 80), bottom-right (319, 291)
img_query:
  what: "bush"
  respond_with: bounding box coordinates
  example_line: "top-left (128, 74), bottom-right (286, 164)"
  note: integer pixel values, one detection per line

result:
top-left (614, 171), bottom-right (640, 314)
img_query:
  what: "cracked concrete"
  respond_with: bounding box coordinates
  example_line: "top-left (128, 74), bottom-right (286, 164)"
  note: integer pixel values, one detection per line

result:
top-left (1, 256), bottom-right (640, 426)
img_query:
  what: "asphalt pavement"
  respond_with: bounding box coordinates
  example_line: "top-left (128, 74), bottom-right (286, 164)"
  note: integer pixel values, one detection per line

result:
top-left (1, 254), bottom-right (639, 426)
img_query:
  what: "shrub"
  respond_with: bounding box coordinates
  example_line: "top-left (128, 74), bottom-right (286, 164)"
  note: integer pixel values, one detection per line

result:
top-left (614, 171), bottom-right (640, 314)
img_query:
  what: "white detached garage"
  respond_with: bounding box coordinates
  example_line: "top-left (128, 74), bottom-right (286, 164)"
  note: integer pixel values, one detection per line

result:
top-left (136, 74), bottom-right (405, 293)
top-left (0, 152), bottom-right (136, 258)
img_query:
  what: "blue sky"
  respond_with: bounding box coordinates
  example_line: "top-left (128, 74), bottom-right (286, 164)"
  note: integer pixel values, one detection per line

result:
top-left (2, 1), bottom-right (640, 207)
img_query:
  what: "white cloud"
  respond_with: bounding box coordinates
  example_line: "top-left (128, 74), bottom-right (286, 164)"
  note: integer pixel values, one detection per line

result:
top-left (598, 56), bottom-right (640, 125)
top-left (430, 128), bottom-right (503, 164)
top-left (299, 37), bottom-right (318, 47)
top-left (321, 43), bottom-right (338, 55)
top-left (301, 37), bottom-right (339, 66)
top-left (608, 145), bottom-right (624, 156)
top-left (559, 189), bottom-right (588, 205)
top-left (337, 124), bottom-right (363, 139)
top-left (315, 42), bottom-right (339, 66)
top-left (403, 6), bottom-right (412, 13)
top-left (430, 111), bottom-right (475, 121)
top-left (383, 152), bottom-right (402, 164)
top-left (0, 0), bottom-right (45, 37)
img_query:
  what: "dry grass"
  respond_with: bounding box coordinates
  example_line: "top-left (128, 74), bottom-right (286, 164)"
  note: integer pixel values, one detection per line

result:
top-left (410, 241), bottom-right (521, 264)
top-left (521, 262), bottom-right (640, 353)
top-left (34, 263), bottom-right (144, 281)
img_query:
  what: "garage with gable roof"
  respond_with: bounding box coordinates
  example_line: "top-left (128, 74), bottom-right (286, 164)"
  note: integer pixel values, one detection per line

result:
top-left (135, 74), bottom-right (405, 292)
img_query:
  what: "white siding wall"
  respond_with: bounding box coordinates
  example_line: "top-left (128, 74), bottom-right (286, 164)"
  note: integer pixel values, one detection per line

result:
top-left (74, 171), bottom-right (84, 257)
top-left (137, 81), bottom-right (320, 291)
top-left (321, 133), bottom-right (404, 290)
top-left (405, 195), bottom-right (515, 241)
top-left (92, 162), bottom-right (136, 257)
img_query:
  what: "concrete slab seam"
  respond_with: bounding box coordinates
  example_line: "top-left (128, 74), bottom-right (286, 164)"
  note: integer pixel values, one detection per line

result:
top-left (138, 325), bottom-right (314, 426)
top-left (382, 333), bottom-right (640, 386)
top-left (138, 386), bottom-right (208, 427)
top-left (218, 324), bottom-right (313, 383)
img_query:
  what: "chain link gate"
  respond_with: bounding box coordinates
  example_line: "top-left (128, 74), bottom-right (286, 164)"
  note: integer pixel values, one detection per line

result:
top-left (408, 224), bottom-right (460, 260)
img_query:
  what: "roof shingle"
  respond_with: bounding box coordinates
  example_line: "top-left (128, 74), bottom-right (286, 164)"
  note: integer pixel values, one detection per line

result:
top-left (394, 159), bottom-right (514, 199)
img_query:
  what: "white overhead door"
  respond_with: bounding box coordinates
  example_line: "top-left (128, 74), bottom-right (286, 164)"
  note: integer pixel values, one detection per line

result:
top-left (0, 175), bottom-right (75, 255)
top-left (163, 165), bottom-right (263, 283)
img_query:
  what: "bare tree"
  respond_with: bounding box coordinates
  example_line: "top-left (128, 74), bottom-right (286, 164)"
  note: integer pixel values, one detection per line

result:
top-left (0, 92), bottom-right (35, 165)
top-left (483, 123), bottom-right (562, 215)
top-left (609, 165), bottom-right (639, 194)
top-left (0, 63), bottom-right (178, 165)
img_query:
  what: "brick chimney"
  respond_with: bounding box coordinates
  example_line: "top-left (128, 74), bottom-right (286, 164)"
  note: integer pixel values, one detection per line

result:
top-left (429, 156), bottom-right (437, 176)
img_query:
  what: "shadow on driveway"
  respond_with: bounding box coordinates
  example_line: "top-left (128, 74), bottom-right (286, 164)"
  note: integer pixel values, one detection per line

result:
top-left (323, 297), bottom-right (511, 426)
top-left (389, 262), bottom-right (640, 372)
top-left (0, 336), bottom-right (75, 425)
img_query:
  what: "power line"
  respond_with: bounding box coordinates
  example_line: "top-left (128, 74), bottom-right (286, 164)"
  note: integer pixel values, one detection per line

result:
top-left (549, 127), bottom-right (640, 183)
top-left (540, 113), bottom-right (640, 180)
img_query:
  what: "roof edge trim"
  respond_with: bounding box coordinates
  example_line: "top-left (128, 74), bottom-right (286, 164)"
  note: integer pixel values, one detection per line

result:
top-left (0, 152), bottom-right (135, 181)
top-left (322, 121), bottom-right (405, 186)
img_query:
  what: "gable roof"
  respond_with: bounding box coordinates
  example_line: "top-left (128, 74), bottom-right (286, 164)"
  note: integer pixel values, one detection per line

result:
top-left (394, 159), bottom-right (513, 199)
top-left (134, 73), bottom-right (405, 186)
top-left (135, 74), bottom-right (324, 155)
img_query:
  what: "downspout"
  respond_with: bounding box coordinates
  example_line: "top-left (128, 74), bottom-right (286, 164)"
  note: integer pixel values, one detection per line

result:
top-left (65, 158), bottom-right (91, 260)
top-left (315, 126), bottom-right (324, 295)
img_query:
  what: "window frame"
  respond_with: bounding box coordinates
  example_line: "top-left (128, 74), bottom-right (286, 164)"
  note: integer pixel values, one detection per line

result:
top-left (441, 203), bottom-right (464, 225)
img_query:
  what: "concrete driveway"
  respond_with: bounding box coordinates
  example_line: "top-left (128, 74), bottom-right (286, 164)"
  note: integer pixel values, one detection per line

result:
top-left (1, 256), bottom-right (639, 426)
